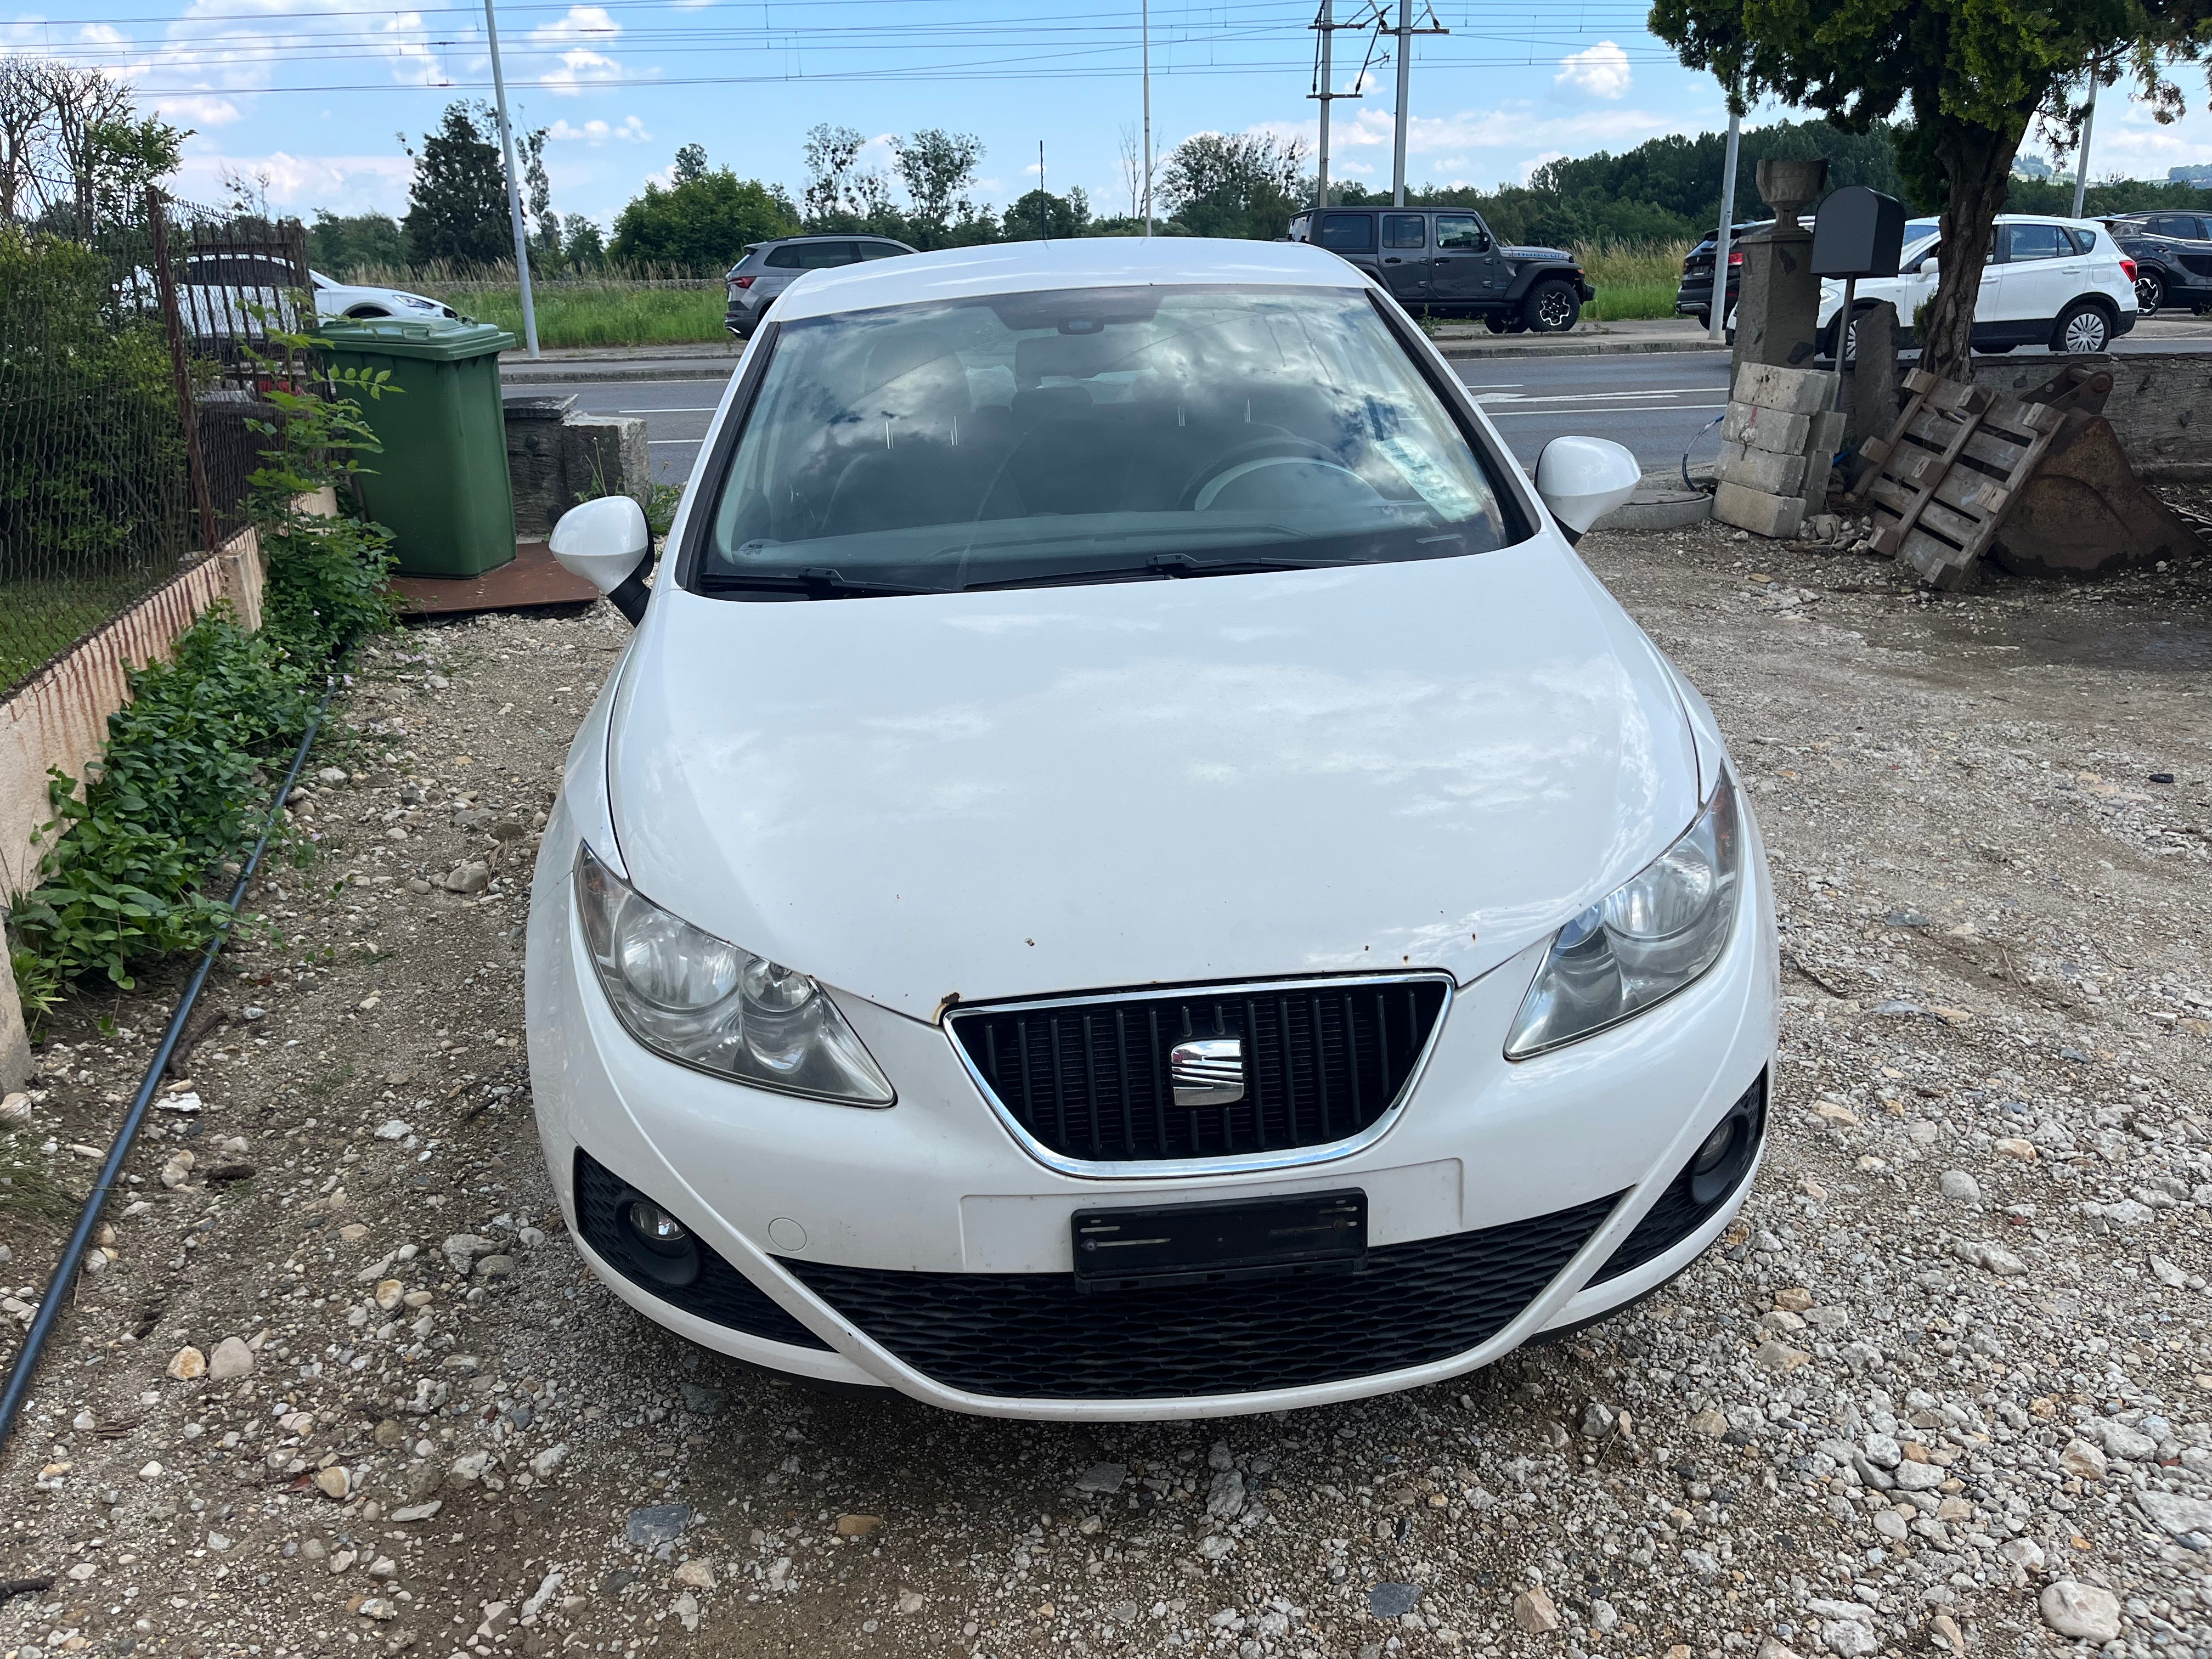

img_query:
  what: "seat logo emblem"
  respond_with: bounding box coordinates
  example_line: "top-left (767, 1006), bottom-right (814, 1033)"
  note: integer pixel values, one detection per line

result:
top-left (1169, 1038), bottom-right (1244, 1108)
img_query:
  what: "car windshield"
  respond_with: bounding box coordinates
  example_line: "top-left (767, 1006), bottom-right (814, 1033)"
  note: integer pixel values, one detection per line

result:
top-left (691, 284), bottom-right (1525, 599)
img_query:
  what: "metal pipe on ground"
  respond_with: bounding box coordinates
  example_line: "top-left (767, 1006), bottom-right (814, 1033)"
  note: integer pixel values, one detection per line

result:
top-left (0, 686), bottom-right (334, 1459)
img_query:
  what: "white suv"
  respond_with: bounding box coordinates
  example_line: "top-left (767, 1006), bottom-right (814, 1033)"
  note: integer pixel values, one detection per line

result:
top-left (1818, 213), bottom-right (2137, 358)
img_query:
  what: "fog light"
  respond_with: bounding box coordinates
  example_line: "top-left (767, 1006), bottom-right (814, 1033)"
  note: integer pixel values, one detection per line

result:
top-left (1690, 1118), bottom-right (1736, 1176)
top-left (625, 1199), bottom-right (691, 1257)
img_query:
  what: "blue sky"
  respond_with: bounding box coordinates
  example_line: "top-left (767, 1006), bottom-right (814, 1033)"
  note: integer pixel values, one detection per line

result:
top-left (9, 0), bottom-right (2212, 232)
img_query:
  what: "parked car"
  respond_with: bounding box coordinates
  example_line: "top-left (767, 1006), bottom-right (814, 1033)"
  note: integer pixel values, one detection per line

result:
top-left (1672, 221), bottom-right (1770, 328)
top-left (725, 234), bottom-right (917, 336)
top-left (1812, 213), bottom-right (2137, 359)
top-left (2105, 210), bottom-right (2212, 316)
top-left (312, 270), bottom-right (459, 322)
top-left (1288, 207), bottom-right (1595, 332)
top-left (531, 237), bottom-right (1776, 1419)
top-left (163, 253), bottom-right (459, 340)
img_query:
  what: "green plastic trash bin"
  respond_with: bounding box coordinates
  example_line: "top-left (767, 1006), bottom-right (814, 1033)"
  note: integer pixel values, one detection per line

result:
top-left (318, 318), bottom-right (518, 578)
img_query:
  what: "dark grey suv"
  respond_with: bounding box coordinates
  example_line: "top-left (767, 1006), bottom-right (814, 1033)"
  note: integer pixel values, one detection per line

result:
top-left (2106, 211), bottom-right (2212, 316)
top-left (725, 235), bottom-right (917, 337)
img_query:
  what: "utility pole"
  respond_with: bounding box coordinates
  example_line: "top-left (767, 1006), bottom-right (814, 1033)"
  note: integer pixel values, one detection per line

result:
top-left (1141, 0), bottom-right (1153, 235)
top-left (1039, 140), bottom-right (1048, 241)
top-left (483, 0), bottom-right (540, 358)
top-left (1385, 0), bottom-right (1444, 208)
top-left (2071, 63), bottom-right (2100, 219)
top-left (1709, 88), bottom-right (1740, 344)
top-left (1309, 0), bottom-right (1376, 212)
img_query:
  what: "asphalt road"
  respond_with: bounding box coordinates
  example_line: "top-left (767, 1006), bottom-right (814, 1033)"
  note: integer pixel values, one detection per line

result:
top-left (532, 352), bottom-right (1738, 490)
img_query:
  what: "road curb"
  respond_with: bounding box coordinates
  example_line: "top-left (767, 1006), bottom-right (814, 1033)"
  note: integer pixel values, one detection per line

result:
top-left (1437, 337), bottom-right (1731, 361)
top-left (502, 363), bottom-right (736, 385)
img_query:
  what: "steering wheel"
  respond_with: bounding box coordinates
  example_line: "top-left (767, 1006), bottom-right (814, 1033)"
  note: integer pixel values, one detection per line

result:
top-left (1180, 436), bottom-right (1379, 512)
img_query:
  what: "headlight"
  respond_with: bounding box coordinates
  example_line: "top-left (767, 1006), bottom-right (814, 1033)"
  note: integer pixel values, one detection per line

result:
top-left (1504, 774), bottom-right (1742, 1059)
top-left (573, 844), bottom-right (894, 1105)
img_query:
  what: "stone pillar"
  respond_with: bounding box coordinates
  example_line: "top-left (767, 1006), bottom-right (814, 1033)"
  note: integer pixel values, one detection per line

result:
top-left (503, 394), bottom-right (578, 538)
top-left (1733, 158), bottom-right (1829, 373)
top-left (561, 415), bottom-right (652, 516)
top-left (1845, 301), bottom-right (1904, 483)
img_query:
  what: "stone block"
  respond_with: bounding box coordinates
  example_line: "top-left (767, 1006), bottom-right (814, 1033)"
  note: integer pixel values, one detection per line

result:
top-left (1800, 410), bottom-right (1848, 515)
top-left (504, 393), bottom-right (577, 538)
top-left (562, 415), bottom-right (651, 516)
top-left (1731, 362), bottom-right (1837, 417)
top-left (1714, 481), bottom-right (1806, 540)
top-left (1718, 439), bottom-right (1808, 498)
top-left (1733, 226), bottom-right (1822, 371)
top-left (1721, 400), bottom-right (1814, 455)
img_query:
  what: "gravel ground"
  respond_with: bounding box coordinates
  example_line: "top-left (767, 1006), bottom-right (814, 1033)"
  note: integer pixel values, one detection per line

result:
top-left (3, 521), bottom-right (2211, 1659)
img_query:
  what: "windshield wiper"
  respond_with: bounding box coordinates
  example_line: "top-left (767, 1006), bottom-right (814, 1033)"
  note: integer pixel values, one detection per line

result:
top-left (698, 566), bottom-right (945, 599)
top-left (963, 551), bottom-right (1370, 592)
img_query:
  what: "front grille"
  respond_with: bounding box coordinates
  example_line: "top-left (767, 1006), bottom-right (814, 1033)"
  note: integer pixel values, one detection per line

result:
top-left (949, 976), bottom-right (1450, 1166)
top-left (785, 1192), bottom-right (1620, 1399)
top-left (573, 1149), bottom-right (831, 1350)
top-left (1589, 1072), bottom-right (1767, 1285)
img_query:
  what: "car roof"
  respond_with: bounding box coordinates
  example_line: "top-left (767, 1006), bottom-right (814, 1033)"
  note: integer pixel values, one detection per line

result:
top-left (772, 237), bottom-right (1363, 323)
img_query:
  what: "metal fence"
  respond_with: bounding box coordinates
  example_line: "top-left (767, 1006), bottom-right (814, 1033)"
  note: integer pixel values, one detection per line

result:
top-left (0, 191), bottom-right (310, 697)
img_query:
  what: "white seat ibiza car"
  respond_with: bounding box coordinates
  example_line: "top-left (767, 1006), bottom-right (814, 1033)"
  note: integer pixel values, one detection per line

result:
top-left (528, 239), bottom-right (1778, 1419)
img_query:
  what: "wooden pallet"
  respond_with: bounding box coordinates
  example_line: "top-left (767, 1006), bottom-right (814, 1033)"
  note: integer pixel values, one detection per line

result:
top-left (1852, 368), bottom-right (2066, 587)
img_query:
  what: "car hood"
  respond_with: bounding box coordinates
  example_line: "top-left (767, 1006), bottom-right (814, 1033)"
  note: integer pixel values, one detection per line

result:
top-left (605, 541), bottom-right (1700, 1023)
top-left (1500, 245), bottom-right (1575, 262)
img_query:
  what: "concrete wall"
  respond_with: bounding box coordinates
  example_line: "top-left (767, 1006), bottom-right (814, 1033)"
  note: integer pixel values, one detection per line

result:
top-left (0, 489), bottom-right (331, 1086)
top-left (1972, 352), bottom-right (2212, 483)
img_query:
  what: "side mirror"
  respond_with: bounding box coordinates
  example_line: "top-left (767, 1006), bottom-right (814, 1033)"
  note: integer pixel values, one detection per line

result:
top-left (550, 494), bottom-right (654, 624)
top-left (1535, 436), bottom-right (1641, 545)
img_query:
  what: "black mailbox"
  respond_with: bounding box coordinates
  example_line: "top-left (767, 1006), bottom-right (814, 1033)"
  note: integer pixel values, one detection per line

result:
top-left (1812, 186), bottom-right (1909, 279)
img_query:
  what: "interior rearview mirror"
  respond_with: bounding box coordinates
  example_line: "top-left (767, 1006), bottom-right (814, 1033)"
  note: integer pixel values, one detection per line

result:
top-left (550, 494), bottom-right (654, 625)
top-left (1534, 436), bottom-right (1641, 545)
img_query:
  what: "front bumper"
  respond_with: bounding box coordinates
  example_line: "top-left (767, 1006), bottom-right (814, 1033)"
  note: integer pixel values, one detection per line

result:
top-left (526, 795), bottom-right (1779, 1419)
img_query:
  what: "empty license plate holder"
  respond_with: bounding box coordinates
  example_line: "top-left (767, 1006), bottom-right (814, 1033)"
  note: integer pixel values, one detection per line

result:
top-left (1070, 1189), bottom-right (1367, 1294)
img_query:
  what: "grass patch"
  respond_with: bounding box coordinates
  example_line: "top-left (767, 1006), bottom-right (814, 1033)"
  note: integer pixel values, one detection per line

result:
top-left (1, 570), bottom-right (179, 693)
top-left (0, 1135), bottom-right (81, 1224)
top-left (413, 280), bottom-right (727, 349)
top-left (1576, 240), bottom-right (1693, 321)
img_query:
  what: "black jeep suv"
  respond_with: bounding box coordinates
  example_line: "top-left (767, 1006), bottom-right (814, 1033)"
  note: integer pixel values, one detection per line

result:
top-left (2106, 211), bottom-right (2212, 316)
top-left (1289, 207), bottom-right (1595, 331)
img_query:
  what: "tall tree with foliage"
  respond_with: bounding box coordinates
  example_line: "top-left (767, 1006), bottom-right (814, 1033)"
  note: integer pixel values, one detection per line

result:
top-left (308, 211), bottom-right (408, 274)
top-left (890, 129), bottom-right (983, 247)
top-left (1648, 0), bottom-right (2211, 380)
top-left (802, 123), bottom-right (867, 223)
top-left (1002, 186), bottom-right (1090, 240)
top-left (401, 103), bottom-right (512, 267)
top-left (1159, 131), bottom-right (1307, 240)
top-left (609, 151), bottom-right (797, 272)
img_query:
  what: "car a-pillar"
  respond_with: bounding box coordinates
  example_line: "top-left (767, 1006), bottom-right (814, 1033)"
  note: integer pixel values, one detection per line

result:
top-left (1733, 159), bottom-right (1829, 373)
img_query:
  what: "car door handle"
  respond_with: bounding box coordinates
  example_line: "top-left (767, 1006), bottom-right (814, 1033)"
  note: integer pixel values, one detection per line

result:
top-left (1384, 257), bottom-right (1403, 264)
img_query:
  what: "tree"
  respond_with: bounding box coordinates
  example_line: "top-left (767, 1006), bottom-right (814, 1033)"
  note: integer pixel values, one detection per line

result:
top-left (402, 102), bottom-right (512, 268)
top-left (890, 128), bottom-right (983, 247)
top-left (0, 63), bottom-right (182, 232)
top-left (802, 123), bottom-right (866, 223)
top-left (562, 213), bottom-right (605, 269)
top-left (608, 165), bottom-right (797, 272)
top-left (1649, 0), bottom-right (2212, 381)
top-left (1002, 185), bottom-right (1089, 240)
top-left (1116, 122), bottom-right (1146, 219)
top-left (307, 211), bottom-right (407, 274)
top-left (518, 123), bottom-right (559, 264)
top-left (1158, 131), bottom-right (1307, 240)
top-left (672, 142), bottom-right (708, 185)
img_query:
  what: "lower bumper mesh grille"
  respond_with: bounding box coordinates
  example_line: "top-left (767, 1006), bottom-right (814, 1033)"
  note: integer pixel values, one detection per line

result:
top-left (783, 1192), bottom-right (1621, 1400)
top-left (1589, 1072), bottom-right (1766, 1285)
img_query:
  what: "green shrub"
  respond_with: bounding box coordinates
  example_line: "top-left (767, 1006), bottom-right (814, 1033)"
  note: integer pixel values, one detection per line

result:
top-left (7, 327), bottom-right (399, 1022)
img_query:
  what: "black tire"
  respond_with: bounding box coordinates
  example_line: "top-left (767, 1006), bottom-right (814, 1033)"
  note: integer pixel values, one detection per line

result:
top-left (2135, 269), bottom-right (2165, 317)
top-left (2051, 301), bottom-right (2113, 356)
top-left (1522, 278), bottom-right (1581, 334)
top-left (1821, 305), bottom-right (1874, 365)
top-left (1483, 312), bottom-right (1509, 334)
top-left (1692, 308), bottom-right (1711, 330)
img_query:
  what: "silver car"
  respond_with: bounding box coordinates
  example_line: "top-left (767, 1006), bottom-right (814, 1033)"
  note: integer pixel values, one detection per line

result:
top-left (725, 234), bottom-right (916, 337)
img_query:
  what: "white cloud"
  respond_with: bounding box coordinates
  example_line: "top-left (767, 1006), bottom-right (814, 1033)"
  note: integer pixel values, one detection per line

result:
top-left (548, 115), bottom-right (651, 145)
top-left (531, 4), bottom-right (622, 91)
top-left (154, 93), bottom-right (242, 127)
top-left (172, 146), bottom-right (414, 215)
top-left (1556, 41), bottom-right (1632, 100)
